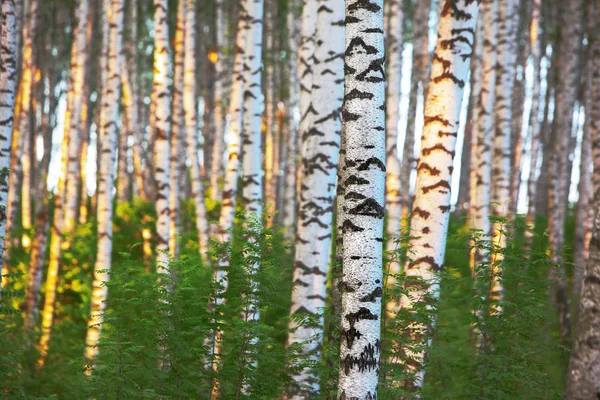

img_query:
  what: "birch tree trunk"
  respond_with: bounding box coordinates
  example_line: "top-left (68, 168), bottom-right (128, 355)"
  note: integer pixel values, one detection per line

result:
top-left (210, 0), bottom-right (227, 202)
top-left (210, 4), bottom-right (247, 396)
top-left (84, 0), bottom-right (123, 366)
top-left (282, 0), bottom-right (317, 238)
top-left (263, 2), bottom-right (276, 221)
top-left (524, 0), bottom-right (542, 240)
top-left (384, 0), bottom-right (405, 321)
top-left (399, 0), bottom-right (432, 221)
top-left (183, 0), bottom-right (209, 264)
top-left (337, 1), bottom-right (386, 397)
top-left (547, 0), bottom-right (585, 344)
top-left (286, 0), bottom-right (344, 396)
top-left (469, 0), bottom-right (497, 266)
top-left (0, 0), bottom-right (18, 276)
top-left (489, 0), bottom-right (519, 306)
top-left (565, 4), bottom-right (600, 390)
top-left (169, 0), bottom-right (185, 258)
top-left (399, 0), bottom-right (479, 389)
top-left (152, 0), bottom-right (171, 271)
top-left (63, 0), bottom-right (90, 239)
top-left (5, 0), bottom-right (38, 261)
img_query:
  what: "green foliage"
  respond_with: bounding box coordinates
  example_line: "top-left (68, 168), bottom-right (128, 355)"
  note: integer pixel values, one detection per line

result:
top-left (0, 200), bottom-right (575, 399)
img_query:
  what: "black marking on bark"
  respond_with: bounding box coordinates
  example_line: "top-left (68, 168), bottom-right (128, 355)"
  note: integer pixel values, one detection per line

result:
top-left (424, 115), bottom-right (452, 126)
top-left (408, 256), bottom-right (442, 272)
top-left (356, 57), bottom-right (385, 82)
top-left (357, 157), bottom-right (386, 172)
top-left (294, 279), bottom-right (309, 287)
top-left (345, 175), bottom-right (369, 185)
top-left (360, 287), bottom-right (382, 302)
top-left (439, 205), bottom-right (451, 213)
top-left (293, 306), bottom-right (316, 315)
top-left (413, 207), bottom-right (431, 219)
top-left (345, 37), bottom-right (378, 56)
top-left (346, 307), bottom-right (378, 326)
top-left (348, 0), bottom-right (382, 12)
top-left (348, 198), bottom-right (385, 218)
top-left (346, 88), bottom-right (374, 101)
top-left (342, 325), bottom-right (362, 348)
top-left (422, 143), bottom-right (456, 157)
top-left (343, 219), bottom-right (365, 232)
top-left (422, 180), bottom-right (452, 194)
top-left (342, 109), bottom-right (361, 122)
top-left (341, 342), bottom-right (379, 375)
top-left (295, 261), bottom-right (327, 276)
top-left (417, 163), bottom-right (441, 175)
top-left (339, 281), bottom-right (356, 293)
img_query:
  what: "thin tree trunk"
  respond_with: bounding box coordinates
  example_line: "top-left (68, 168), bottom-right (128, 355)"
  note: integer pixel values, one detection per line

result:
top-left (263, 2), bottom-right (276, 222)
top-left (547, 0), bottom-right (585, 345)
top-left (286, 0), bottom-right (344, 396)
top-left (0, 0), bottom-right (19, 277)
top-left (209, 0), bottom-right (227, 202)
top-left (169, 0), bottom-right (185, 258)
top-left (84, 0), bottom-right (123, 367)
top-left (399, 0), bottom-right (432, 222)
top-left (337, 1), bottom-right (386, 397)
top-left (152, 0), bottom-right (171, 271)
top-left (384, 0), bottom-right (405, 321)
top-left (489, 0), bottom-right (519, 307)
top-left (565, 3), bottom-right (600, 391)
top-left (524, 0), bottom-right (543, 239)
top-left (183, 0), bottom-right (209, 264)
top-left (282, 0), bottom-right (316, 238)
top-left (469, 0), bottom-right (497, 269)
top-left (398, 0), bottom-right (479, 389)
top-left (63, 0), bottom-right (90, 239)
top-left (5, 0), bottom-right (38, 262)
top-left (210, 3), bottom-right (247, 397)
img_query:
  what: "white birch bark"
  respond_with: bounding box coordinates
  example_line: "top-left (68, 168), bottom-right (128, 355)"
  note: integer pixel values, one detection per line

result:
top-left (399, 0), bottom-right (432, 221)
top-left (547, 0), bottom-right (585, 343)
top-left (152, 0), bottom-right (172, 271)
top-left (524, 0), bottom-right (542, 238)
top-left (63, 0), bottom-right (90, 236)
top-left (240, 0), bottom-right (264, 322)
top-left (282, 0), bottom-right (317, 238)
top-left (384, 0), bottom-right (405, 320)
top-left (5, 0), bottom-right (38, 260)
top-left (469, 0), bottom-right (497, 264)
top-left (183, 0), bottom-right (209, 264)
top-left (0, 0), bottom-right (18, 275)
top-left (84, 0), bottom-right (123, 365)
top-left (399, 0), bottom-right (479, 388)
top-left (286, 0), bottom-right (344, 396)
top-left (210, 4), bottom-right (247, 396)
top-left (210, 0), bottom-right (227, 202)
top-left (169, 0), bottom-right (185, 258)
top-left (489, 0), bottom-right (519, 305)
top-left (337, 1), bottom-right (386, 397)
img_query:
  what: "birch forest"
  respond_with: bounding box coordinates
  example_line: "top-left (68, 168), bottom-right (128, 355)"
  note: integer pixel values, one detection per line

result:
top-left (2, 0), bottom-right (600, 398)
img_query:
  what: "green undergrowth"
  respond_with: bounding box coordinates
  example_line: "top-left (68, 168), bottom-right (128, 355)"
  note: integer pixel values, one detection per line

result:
top-left (0, 200), bottom-right (577, 398)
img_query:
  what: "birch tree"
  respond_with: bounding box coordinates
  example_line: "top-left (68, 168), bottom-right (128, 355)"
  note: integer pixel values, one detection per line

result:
top-left (469, 0), bottom-right (497, 266)
top-left (337, 0), bottom-right (386, 397)
top-left (183, 0), bottom-right (209, 264)
top-left (547, 0), bottom-right (585, 343)
top-left (5, 0), bottom-right (38, 262)
top-left (282, 0), bottom-right (317, 237)
top-left (399, 0), bottom-right (479, 388)
top-left (489, 0), bottom-right (519, 305)
top-left (286, 0), bottom-right (344, 396)
top-left (152, 0), bottom-right (172, 271)
top-left (384, 0), bottom-right (405, 319)
top-left (565, 4), bottom-right (600, 391)
top-left (169, 0), bottom-right (185, 257)
top-left (0, 0), bottom-right (18, 275)
top-left (210, 0), bottom-right (227, 202)
top-left (399, 0), bottom-right (432, 220)
top-left (84, 0), bottom-right (123, 365)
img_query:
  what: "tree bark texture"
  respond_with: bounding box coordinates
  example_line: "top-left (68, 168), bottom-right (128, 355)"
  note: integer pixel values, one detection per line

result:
top-left (399, 0), bottom-right (480, 388)
top-left (337, 0), bottom-right (386, 397)
top-left (286, 0), bottom-right (344, 396)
